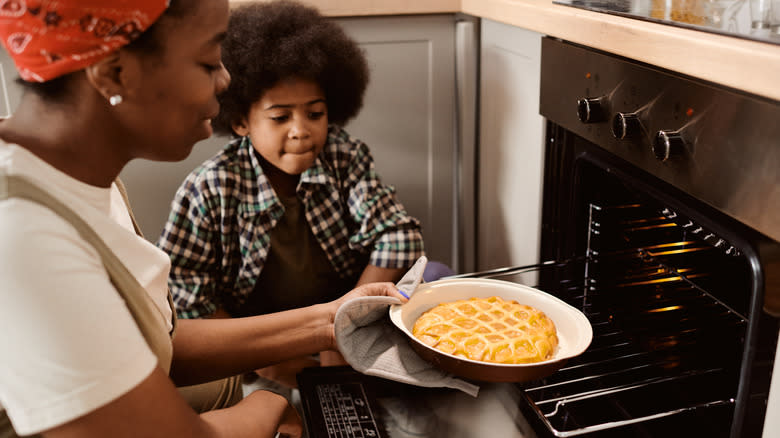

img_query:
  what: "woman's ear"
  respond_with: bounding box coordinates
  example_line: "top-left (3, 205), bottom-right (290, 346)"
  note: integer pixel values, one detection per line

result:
top-left (83, 52), bottom-right (122, 102)
top-left (83, 51), bottom-right (141, 103)
top-left (232, 119), bottom-right (250, 137)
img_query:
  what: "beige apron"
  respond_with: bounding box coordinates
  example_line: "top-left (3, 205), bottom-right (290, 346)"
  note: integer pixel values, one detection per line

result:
top-left (0, 174), bottom-right (240, 437)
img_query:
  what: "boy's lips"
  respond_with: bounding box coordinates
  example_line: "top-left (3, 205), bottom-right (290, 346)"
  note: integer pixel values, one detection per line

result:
top-left (286, 144), bottom-right (316, 155)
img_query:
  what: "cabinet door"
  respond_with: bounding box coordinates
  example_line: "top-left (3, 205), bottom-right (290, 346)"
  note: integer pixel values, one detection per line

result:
top-left (478, 20), bottom-right (545, 275)
top-left (334, 14), bottom-right (459, 268)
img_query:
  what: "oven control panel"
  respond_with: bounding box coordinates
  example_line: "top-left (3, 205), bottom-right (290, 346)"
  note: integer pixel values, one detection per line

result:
top-left (540, 37), bottom-right (780, 244)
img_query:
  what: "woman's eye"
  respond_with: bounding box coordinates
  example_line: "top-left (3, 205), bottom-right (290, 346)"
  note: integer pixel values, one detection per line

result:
top-left (309, 111), bottom-right (325, 119)
top-left (271, 115), bottom-right (289, 122)
top-left (201, 62), bottom-right (221, 73)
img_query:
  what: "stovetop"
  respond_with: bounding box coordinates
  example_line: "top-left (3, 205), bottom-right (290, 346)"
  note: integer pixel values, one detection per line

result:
top-left (554, 0), bottom-right (780, 45)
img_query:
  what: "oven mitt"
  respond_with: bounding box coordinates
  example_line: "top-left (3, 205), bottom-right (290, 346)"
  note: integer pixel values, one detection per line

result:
top-left (334, 256), bottom-right (480, 397)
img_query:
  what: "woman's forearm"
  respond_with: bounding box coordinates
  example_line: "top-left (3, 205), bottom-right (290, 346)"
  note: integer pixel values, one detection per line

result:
top-left (170, 302), bottom-right (336, 385)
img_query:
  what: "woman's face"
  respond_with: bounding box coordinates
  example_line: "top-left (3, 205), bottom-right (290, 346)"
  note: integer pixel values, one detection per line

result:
top-left (121, 0), bottom-right (230, 162)
top-left (234, 77), bottom-right (329, 176)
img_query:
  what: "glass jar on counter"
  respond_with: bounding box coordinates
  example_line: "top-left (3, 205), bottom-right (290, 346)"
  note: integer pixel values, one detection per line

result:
top-left (671, 0), bottom-right (708, 23)
top-left (750, 0), bottom-right (772, 30)
top-left (651, 0), bottom-right (709, 24)
top-left (771, 0), bottom-right (780, 33)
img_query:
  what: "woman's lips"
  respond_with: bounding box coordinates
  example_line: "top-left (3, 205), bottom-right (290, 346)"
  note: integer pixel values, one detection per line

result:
top-left (200, 118), bottom-right (214, 137)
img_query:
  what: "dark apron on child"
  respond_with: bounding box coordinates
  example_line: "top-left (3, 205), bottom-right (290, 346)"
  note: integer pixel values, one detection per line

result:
top-left (0, 173), bottom-right (241, 438)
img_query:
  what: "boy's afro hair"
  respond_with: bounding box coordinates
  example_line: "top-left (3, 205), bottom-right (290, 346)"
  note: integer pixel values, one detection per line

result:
top-left (213, 0), bottom-right (370, 136)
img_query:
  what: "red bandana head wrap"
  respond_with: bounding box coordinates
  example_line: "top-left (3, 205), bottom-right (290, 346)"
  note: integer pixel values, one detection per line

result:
top-left (0, 0), bottom-right (168, 82)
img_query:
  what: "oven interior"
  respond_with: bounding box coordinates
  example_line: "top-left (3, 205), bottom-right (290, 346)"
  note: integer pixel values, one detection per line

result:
top-left (467, 128), bottom-right (778, 437)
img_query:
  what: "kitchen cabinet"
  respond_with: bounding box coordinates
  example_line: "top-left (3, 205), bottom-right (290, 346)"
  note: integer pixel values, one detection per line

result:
top-left (121, 14), bottom-right (471, 270)
top-left (477, 19), bottom-right (545, 276)
top-left (331, 14), bottom-right (468, 270)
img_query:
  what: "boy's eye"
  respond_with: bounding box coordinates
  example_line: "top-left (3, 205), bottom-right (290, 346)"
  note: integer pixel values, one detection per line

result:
top-left (309, 111), bottom-right (325, 119)
top-left (271, 115), bottom-right (290, 122)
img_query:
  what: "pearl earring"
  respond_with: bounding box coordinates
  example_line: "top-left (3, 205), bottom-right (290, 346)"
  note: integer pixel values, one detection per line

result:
top-left (109, 95), bottom-right (123, 106)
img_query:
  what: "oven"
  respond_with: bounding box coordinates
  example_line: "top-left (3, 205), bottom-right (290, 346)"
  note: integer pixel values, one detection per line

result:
top-left (294, 36), bottom-right (779, 438)
top-left (453, 37), bottom-right (779, 437)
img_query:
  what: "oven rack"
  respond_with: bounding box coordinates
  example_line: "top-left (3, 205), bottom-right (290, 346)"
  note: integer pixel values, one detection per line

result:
top-left (457, 251), bottom-right (745, 437)
top-left (456, 258), bottom-right (745, 437)
top-left (452, 197), bottom-right (752, 436)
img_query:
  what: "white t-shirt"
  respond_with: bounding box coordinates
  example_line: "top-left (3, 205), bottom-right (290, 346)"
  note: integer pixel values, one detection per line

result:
top-left (0, 143), bottom-right (174, 435)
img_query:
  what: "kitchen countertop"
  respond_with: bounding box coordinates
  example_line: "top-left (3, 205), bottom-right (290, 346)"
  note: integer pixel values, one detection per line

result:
top-left (230, 0), bottom-right (780, 102)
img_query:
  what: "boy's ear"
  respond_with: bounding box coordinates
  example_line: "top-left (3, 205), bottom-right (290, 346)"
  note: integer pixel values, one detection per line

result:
top-left (232, 118), bottom-right (250, 137)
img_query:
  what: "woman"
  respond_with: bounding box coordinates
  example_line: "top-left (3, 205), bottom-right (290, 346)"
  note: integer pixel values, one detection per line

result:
top-left (0, 1), bottom-right (403, 437)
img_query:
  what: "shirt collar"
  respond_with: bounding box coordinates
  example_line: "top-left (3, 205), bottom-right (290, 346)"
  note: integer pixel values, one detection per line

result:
top-left (238, 135), bottom-right (331, 218)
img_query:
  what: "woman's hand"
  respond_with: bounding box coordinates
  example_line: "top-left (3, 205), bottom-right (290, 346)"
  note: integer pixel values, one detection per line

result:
top-left (324, 282), bottom-right (407, 351)
top-left (331, 282), bottom-right (407, 308)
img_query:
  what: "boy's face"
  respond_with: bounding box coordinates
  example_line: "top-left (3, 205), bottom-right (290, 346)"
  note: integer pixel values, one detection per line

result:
top-left (232, 77), bottom-right (328, 176)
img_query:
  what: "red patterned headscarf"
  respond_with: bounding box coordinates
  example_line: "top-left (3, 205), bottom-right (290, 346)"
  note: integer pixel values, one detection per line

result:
top-left (0, 0), bottom-right (168, 82)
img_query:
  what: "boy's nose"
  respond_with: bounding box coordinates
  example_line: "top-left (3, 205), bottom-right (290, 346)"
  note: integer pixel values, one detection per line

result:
top-left (289, 121), bottom-right (310, 140)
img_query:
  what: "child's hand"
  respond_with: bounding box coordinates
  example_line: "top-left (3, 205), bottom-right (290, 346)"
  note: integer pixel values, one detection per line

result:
top-left (276, 398), bottom-right (303, 438)
top-left (242, 390), bottom-right (302, 438)
top-left (255, 357), bottom-right (319, 389)
top-left (319, 350), bottom-right (348, 366)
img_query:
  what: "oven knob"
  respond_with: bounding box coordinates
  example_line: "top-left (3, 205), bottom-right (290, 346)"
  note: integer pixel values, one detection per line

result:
top-left (577, 97), bottom-right (607, 123)
top-left (653, 130), bottom-right (686, 161)
top-left (611, 112), bottom-right (642, 139)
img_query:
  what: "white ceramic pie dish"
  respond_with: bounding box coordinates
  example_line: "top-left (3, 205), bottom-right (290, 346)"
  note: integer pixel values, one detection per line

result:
top-left (388, 278), bottom-right (593, 382)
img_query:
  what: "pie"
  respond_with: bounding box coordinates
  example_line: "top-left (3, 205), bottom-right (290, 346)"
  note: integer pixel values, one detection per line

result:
top-left (412, 296), bottom-right (558, 364)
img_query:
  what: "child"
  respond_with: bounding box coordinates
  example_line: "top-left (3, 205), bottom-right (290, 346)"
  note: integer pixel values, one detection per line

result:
top-left (156, 0), bottom-right (425, 385)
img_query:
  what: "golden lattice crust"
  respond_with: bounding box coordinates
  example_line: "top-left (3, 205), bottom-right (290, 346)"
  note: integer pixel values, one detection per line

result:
top-left (412, 296), bottom-right (558, 364)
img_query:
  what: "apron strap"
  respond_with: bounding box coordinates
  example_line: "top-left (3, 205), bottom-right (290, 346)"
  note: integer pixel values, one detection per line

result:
top-left (113, 176), bottom-right (178, 336)
top-left (113, 177), bottom-right (145, 238)
top-left (0, 172), bottom-right (175, 373)
top-left (0, 172), bottom-right (236, 433)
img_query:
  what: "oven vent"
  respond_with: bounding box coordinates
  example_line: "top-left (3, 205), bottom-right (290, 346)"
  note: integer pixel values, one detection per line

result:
top-left (658, 207), bottom-right (741, 257)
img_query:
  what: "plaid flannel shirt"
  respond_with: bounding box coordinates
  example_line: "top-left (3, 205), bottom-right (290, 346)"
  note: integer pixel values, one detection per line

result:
top-left (157, 125), bottom-right (424, 318)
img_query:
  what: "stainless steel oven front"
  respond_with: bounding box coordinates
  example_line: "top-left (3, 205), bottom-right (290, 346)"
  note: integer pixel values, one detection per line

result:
top-left (464, 37), bottom-right (779, 438)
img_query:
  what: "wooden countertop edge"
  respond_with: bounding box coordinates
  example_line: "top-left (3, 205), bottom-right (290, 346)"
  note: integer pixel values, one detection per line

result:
top-left (228, 0), bottom-right (460, 16)
top-left (462, 0), bottom-right (779, 102)
top-left (229, 0), bottom-right (780, 101)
